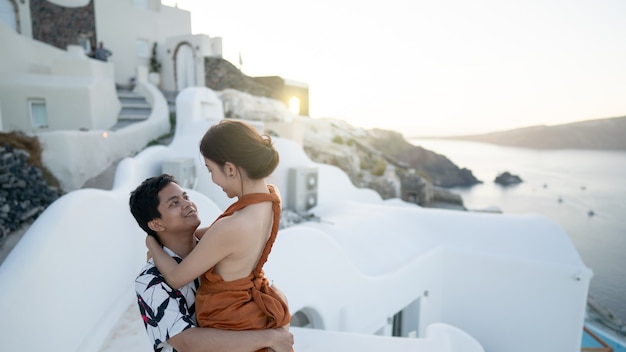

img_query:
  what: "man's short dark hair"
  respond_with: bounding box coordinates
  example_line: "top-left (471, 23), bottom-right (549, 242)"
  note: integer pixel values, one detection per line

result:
top-left (129, 174), bottom-right (177, 241)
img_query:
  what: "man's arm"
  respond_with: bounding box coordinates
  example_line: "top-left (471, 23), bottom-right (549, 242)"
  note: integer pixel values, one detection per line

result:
top-left (169, 284), bottom-right (294, 352)
top-left (168, 326), bottom-right (294, 352)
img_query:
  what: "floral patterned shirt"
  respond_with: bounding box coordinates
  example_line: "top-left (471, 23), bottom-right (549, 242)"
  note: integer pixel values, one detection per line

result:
top-left (135, 247), bottom-right (201, 352)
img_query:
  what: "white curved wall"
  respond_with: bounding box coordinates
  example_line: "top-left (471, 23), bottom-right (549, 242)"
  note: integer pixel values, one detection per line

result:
top-left (0, 87), bottom-right (591, 352)
top-left (47, 0), bottom-right (90, 7)
top-left (0, 144), bottom-right (222, 351)
top-left (39, 80), bottom-right (170, 192)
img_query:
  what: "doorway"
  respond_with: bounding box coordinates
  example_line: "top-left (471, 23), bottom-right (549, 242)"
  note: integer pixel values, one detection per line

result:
top-left (175, 43), bottom-right (196, 91)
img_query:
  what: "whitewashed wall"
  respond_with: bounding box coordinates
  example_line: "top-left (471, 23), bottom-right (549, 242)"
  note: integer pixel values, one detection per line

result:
top-left (93, 1), bottom-right (191, 85)
top-left (48, 0), bottom-right (90, 6)
top-left (38, 80), bottom-right (170, 192)
top-left (0, 87), bottom-right (591, 352)
top-left (0, 23), bottom-right (120, 132)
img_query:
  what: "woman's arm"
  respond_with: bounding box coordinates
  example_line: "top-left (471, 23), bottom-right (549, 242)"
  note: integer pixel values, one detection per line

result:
top-left (145, 219), bottom-right (240, 289)
top-left (145, 236), bottom-right (189, 288)
top-left (193, 226), bottom-right (210, 240)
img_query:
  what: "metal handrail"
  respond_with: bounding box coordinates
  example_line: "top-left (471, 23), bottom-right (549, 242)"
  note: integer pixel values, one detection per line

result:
top-left (582, 326), bottom-right (613, 352)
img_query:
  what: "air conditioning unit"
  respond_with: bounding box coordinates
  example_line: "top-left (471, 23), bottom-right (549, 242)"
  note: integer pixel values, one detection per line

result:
top-left (287, 167), bottom-right (318, 212)
top-left (162, 158), bottom-right (196, 189)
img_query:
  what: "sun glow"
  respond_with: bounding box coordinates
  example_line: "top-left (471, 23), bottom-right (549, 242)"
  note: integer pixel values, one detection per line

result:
top-left (289, 97), bottom-right (300, 115)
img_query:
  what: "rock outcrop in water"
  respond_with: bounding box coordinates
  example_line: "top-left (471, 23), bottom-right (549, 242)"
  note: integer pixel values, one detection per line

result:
top-left (494, 171), bottom-right (522, 186)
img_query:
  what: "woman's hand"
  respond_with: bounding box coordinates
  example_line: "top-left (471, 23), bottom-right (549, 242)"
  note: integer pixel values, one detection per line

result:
top-left (146, 235), bottom-right (159, 248)
top-left (145, 236), bottom-right (158, 261)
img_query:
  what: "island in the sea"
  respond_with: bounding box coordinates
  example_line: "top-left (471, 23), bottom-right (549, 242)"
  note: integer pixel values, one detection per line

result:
top-left (416, 116), bottom-right (626, 150)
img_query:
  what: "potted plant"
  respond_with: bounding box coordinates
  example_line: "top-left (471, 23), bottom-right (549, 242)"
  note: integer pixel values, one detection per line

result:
top-left (148, 42), bottom-right (162, 86)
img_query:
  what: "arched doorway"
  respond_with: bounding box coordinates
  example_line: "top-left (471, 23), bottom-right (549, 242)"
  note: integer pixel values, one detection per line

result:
top-left (175, 43), bottom-right (195, 91)
top-left (0, 0), bottom-right (17, 32)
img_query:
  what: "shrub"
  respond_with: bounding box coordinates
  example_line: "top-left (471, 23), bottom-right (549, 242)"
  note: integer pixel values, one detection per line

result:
top-left (332, 135), bottom-right (344, 144)
top-left (372, 158), bottom-right (388, 176)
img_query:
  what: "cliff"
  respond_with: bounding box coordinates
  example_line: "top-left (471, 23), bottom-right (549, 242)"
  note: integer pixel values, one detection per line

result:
top-left (363, 128), bottom-right (481, 188)
top-left (436, 116), bottom-right (626, 150)
top-left (293, 117), bottom-right (479, 209)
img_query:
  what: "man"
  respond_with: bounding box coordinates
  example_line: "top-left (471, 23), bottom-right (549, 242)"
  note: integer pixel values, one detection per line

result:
top-left (94, 41), bottom-right (112, 62)
top-left (129, 174), bottom-right (294, 352)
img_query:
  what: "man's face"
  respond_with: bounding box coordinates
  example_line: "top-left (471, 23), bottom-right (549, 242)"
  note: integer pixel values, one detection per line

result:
top-left (155, 182), bottom-right (201, 233)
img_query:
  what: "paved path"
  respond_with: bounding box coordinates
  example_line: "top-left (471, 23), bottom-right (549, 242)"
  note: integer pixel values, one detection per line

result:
top-left (0, 222), bottom-right (31, 265)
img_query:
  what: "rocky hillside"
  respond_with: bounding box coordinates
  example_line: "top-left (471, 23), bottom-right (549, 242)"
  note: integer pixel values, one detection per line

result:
top-left (436, 116), bottom-right (626, 150)
top-left (294, 117), bottom-right (479, 208)
top-left (206, 60), bottom-right (481, 208)
top-left (364, 129), bottom-right (481, 188)
top-left (204, 57), bottom-right (271, 97)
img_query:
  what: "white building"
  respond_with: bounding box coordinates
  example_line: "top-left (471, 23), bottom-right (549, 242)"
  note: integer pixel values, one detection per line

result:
top-left (0, 0), bottom-right (222, 190)
top-left (0, 0), bottom-right (222, 131)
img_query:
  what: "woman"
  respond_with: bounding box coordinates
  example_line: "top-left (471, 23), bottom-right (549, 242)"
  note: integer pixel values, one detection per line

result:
top-left (147, 119), bottom-right (291, 350)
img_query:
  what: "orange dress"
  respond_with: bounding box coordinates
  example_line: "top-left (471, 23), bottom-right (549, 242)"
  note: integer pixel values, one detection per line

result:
top-left (195, 185), bottom-right (291, 337)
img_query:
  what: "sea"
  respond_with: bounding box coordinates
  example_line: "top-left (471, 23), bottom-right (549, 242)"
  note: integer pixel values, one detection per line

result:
top-left (410, 138), bottom-right (626, 327)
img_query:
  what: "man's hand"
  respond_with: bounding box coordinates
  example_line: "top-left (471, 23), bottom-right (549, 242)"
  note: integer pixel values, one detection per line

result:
top-left (267, 327), bottom-right (294, 352)
top-left (168, 326), bottom-right (294, 352)
top-left (267, 284), bottom-right (293, 351)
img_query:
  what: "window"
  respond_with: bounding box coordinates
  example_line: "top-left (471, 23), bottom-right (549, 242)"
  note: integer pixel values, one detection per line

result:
top-left (133, 0), bottom-right (160, 11)
top-left (136, 39), bottom-right (150, 58)
top-left (132, 0), bottom-right (148, 9)
top-left (29, 99), bottom-right (48, 128)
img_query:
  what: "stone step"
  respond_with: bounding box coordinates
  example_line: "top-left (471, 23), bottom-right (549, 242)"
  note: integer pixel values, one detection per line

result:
top-left (119, 101), bottom-right (150, 109)
top-left (119, 97), bottom-right (149, 105)
top-left (117, 116), bottom-right (148, 122)
top-left (113, 89), bottom-right (152, 128)
top-left (116, 90), bottom-right (141, 98)
top-left (118, 113), bottom-right (149, 120)
top-left (110, 120), bottom-right (133, 131)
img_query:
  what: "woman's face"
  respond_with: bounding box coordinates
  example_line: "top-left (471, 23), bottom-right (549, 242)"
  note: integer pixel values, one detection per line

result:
top-left (204, 157), bottom-right (236, 198)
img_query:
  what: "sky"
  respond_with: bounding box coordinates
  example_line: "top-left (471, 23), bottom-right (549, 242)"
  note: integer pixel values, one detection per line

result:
top-left (162, 0), bottom-right (626, 137)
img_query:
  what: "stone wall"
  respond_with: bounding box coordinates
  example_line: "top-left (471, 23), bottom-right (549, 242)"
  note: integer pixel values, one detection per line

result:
top-left (0, 145), bottom-right (59, 245)
top-left (30, 0), bottom-right (96, 51)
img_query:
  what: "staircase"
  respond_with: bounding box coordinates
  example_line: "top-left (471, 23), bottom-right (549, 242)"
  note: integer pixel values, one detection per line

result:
top-left (110, 89), bottom-right (152, 130)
